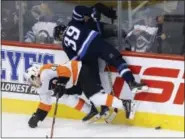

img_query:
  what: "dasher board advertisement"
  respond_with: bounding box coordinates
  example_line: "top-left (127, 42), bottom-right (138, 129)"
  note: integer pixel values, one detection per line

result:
top-left (1, 40), bottom-right (184, 131)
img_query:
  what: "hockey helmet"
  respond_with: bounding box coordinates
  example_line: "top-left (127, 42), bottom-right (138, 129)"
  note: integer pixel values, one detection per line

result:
top-left (53, 23), bottom-right (66, 41)
top-left (24, 64), bottom-right (42, 87)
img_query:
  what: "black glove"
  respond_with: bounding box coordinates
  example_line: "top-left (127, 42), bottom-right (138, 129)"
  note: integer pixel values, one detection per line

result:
top-left (91, 8), bottom-right (101, 21)
top-left (54, 77), bottom-right (69, 98)
top-left (53, 24), bottom-right (66, 41)
top-left (28, 108), bottom-right (48, 128)
top-left (109, 7), bottom-right (117, 20)
top-left (54, 83), bottom-right (65, 98)
top-left (93, 3), bottom-right (117, 20)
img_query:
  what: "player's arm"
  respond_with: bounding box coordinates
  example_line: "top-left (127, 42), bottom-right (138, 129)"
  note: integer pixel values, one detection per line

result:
top-left (54, 65), bottom-right (71, 97)
top-left (73, 5), bottom-right (101, 22)
top-left (73, 4), bottom-right (116, 21)
top-left (93, 3), bottom-right (117, 20)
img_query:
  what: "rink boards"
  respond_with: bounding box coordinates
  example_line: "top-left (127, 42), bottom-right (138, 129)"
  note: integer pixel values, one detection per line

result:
top-left (1, 41), bottom-right (184, 131)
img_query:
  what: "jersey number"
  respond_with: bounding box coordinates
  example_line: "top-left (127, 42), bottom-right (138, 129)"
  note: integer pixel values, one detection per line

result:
top-left (64, 26), bottom-right (80, 51)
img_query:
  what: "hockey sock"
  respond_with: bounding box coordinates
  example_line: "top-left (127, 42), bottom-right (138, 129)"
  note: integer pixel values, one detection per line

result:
top-left (89, 93), bottom-right (123, 109)
top-left (117, 63), bottom-right (135, 83)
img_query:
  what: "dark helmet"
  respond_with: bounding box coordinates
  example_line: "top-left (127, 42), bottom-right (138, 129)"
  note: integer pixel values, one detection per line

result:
top-left (53, 23), bottom-right (67, 41)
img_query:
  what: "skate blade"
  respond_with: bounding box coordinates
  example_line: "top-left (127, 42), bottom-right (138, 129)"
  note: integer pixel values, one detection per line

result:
top-left (128, 102), bottom-right (137, 120)
top-left (132, 85), bottom-right (149, 94)
top-left (100, 111), bottom-right (110, 119)
top-left (84, 114), bottom-right (101, 124)
top-left (84, 111), bottom-right (118, 124)
top-left (104, 111), bottom-right (117, 123)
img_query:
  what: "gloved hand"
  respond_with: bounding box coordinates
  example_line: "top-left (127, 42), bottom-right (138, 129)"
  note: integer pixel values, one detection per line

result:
top-left (109, 7), bottom-right (117, 20)
top-left (54, 82), bottom-right (65, 98)
top-left (91, 8), bottom-right (101, 21)
top-left (28, 113), bottom-right (40, 128)
top-left (54, 77), bottom-right (69, 98)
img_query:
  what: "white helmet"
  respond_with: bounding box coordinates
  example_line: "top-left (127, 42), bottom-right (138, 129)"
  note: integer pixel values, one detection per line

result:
top-left (24, 64), bottom-right (42, 87)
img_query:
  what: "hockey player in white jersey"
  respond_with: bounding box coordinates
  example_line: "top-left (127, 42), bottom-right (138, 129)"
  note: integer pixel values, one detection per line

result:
top-left (24, 61), bottom-right (136, 128)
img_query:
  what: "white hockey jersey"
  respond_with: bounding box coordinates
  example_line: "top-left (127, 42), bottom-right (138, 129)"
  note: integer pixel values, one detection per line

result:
top-left (34, 61), bottom-right (91, 114)
top-left (126, 24), bottom-right (158, 52)
top-left (24, 21), bottom-right (57, 43)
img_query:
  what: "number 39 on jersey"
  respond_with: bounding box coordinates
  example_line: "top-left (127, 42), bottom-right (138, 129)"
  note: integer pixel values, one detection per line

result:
top-left (64, 26), bottom-right (80, 51)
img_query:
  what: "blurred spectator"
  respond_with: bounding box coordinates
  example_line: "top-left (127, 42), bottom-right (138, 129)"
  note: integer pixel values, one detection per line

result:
top-left (180, 25), bottom-right (185, 55)
top-left (30, 2), bottom-right (53, 21)
top-left (24, 21), bottom-right (58, 44)
top-left (125, 24), bottom-right (158, 52)
top-left (125, 6), bottom-right (166, 53)
top-left (155, 15), bottom-right (166, 53)
top-left (161, 1), bottom-right (184, 55)
top-left (1, 0), bottom-right (184, 56)
top-left (126, 1), bottom-right (184, 55)
top-left (22, 1), bottom-right (43, 36)
top-left (1, 1), bottom-right (19, 41)
top-left (24, 11), bottom-right (65, 44)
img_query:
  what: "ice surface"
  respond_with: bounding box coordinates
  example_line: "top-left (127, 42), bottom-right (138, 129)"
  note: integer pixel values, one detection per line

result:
top-left (2, 112), bottom-right (184, 138)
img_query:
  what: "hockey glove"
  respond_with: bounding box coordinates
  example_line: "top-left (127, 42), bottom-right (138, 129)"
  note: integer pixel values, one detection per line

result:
top-left (28, 108), bottom-right (48, 128)
top-left (54, 77), bottom-right (69, 98)
top-left (91, 8), bottom-right (101, 22)
top-left (53, 24), bottom-right (67, 41)
top-left (109, 7), bottom-right (117, 20)
top-left (93, 3), bottom-right (117, 20)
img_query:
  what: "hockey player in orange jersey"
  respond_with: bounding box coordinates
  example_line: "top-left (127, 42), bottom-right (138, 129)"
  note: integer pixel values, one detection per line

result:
top-left (24, 61), bottom-right (93, 128)
top-left (24, 60), bottom-right (136, 128)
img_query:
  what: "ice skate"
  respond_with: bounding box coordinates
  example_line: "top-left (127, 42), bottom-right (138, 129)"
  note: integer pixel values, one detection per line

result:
top-left (129, 81), bottom-right (148, 94)
top-left (99, 106), bottom-right (110, 119)
top-left (122, 99), bottom-right (136, 119)
top-left (82, 104), bottom-right (100, 123)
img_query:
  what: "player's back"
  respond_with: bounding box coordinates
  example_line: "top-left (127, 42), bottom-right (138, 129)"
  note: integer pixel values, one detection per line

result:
top-left (62, 19), bottom-right (99, 60)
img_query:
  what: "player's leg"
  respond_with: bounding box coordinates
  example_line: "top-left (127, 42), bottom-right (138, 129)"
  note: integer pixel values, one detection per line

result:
top-left (93, 37), bottom-right (148, 94)
top-left (82, 61), bottom-right (110, 118)
top-left (77, 64), bottom-right (136, 120)
top-left (61, 94), bottom-right (94, 114)
top-left (89, 93), bottom-right (136, 119)
top-left (65, 86), bottom-right (100, 121)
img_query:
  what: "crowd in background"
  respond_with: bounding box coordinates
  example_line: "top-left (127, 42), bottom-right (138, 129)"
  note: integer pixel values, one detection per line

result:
top-left (1, 0), bottom-right (184, 55)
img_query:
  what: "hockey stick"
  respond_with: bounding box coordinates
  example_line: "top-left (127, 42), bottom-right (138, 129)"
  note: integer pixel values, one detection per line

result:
top-left (105, 65), bottom-right (118, 123)
top-left (103, 14), bottom-right (119, 123)
top-left (46, 93), bottom-right (60, 139)
top-left (94, 12), bottom-right (118, 124)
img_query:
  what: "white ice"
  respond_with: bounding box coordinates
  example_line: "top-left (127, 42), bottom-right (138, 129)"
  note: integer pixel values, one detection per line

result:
top-left (2, 112), bottom-right (184, 138)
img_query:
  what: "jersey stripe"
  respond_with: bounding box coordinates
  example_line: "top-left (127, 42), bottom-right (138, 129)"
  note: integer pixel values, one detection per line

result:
top-left (39, 64), bottom-right (53, 75)
top-left (106, 94), bottom-right (114, 107)
top-left (71, 60), bottom-right (78, 84)
top-left (75, 99), bottom-right (85, 111)
top-left (38, 102), bottom-right (52, 112)
top-left (77, 31), bottom-right (98, 60)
